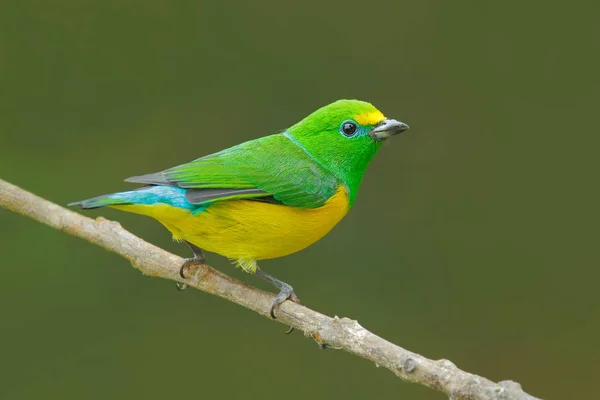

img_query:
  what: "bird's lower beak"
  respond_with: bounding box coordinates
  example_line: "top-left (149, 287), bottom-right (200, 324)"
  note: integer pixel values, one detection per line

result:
top-left (369, 119), bottom-right (409, 141)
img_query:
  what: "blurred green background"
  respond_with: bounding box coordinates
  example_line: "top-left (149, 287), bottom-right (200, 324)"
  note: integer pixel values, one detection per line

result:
top-left (1, 1), bottom-right (599, 399)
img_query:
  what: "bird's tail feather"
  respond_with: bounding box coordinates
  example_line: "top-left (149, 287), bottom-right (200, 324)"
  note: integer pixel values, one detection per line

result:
top-left (68, 192), bottom-right (134, 209)
top-left (69, 185), bottom-right (193, 210)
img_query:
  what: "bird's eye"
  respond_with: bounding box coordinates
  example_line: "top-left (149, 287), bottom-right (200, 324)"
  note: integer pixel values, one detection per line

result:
top-left (341, 121), bottom-right (358, 136)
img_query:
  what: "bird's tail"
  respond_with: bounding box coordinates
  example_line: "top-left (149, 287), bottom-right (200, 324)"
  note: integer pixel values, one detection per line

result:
top-left (69, 185), bottom-right (191, 210)
top-left (68, 191), bottom-right (138, 209)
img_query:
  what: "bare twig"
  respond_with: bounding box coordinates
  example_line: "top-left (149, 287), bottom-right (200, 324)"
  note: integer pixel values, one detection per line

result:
top-left (0, 177), bottom-right (541, 400)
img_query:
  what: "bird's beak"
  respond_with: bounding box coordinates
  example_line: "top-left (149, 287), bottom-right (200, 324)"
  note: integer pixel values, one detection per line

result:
top-left (369, 119), bottom-right (409, 141)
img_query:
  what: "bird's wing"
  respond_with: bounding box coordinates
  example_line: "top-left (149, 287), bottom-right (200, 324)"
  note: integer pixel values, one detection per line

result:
top-left (125, 134), bottom-right (339, 209)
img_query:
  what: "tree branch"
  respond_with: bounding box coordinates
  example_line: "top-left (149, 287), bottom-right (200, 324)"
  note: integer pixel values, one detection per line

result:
top-left (0, 177), bottom-right (541, 400)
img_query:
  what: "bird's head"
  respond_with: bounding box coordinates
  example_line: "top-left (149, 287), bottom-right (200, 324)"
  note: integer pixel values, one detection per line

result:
top-left (286, 99), bottom-right (408, 202)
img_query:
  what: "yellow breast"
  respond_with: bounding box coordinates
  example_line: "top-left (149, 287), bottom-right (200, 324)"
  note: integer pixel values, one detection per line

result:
top-left (112, 185), bottom-right (350, 272)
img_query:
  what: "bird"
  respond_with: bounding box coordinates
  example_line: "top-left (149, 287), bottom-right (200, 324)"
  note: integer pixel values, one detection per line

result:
top-left (70, 99), bottom-right (409, 318)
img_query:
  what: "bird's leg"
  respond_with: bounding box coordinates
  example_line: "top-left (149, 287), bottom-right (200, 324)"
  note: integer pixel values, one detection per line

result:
top-left (176, 241), bottom-right (206, 291)
top-left (255, 269), bottom-right (301, 322)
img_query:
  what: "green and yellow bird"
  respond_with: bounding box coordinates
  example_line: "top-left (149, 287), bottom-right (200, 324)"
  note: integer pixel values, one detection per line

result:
top-left (71, 99), bottom-right (408, 316)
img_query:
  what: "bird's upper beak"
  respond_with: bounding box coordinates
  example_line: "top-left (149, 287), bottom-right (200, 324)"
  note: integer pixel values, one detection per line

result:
top-left (369, 119), bottom-right (409, 141)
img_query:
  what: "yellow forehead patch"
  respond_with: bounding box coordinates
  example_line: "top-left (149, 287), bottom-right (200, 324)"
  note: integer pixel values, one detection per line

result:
top-left (354, 110), bottom-right (385, 126)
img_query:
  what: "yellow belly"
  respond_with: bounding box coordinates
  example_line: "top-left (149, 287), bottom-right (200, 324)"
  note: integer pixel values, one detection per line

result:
top-left (112, 185), bottom-right (349, 272)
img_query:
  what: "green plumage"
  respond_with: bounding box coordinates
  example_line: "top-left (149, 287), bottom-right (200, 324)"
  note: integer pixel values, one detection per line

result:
top-left (160, 134), bottom-right (338, 208)
top-left (125, 100), bottom-right (385, 209)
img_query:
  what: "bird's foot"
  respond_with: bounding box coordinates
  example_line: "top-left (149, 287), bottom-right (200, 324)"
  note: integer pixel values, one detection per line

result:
top-left (254, 268), bottom-right (301, 333)
top-left (176, 241), bottom-right (206, 291)
top-left (269, 282), bottom-right (301, 319)
top-left (175, 257), bottom-right (206, 291)
top-left (272, 284), bottom-right (301, 334)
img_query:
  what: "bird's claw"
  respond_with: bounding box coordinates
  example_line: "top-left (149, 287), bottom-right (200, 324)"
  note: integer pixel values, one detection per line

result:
top-left (175, 282), bottom-right (188, 291)
top-left (269, 282), bottom-right (301, 319)
top-left (254, 268), bottom-right (301, 333)
top-left (179, 257), bottom-right (202, 279)
top-left (176, 256), bottom-right (205, 291)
